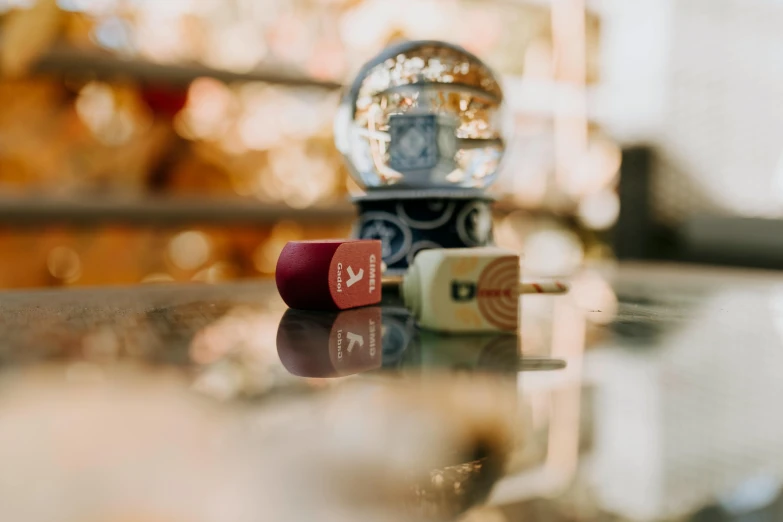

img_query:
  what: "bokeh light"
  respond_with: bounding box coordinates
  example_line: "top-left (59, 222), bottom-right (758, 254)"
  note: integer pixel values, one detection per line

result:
top-left (47, 246), bottom-right (82, 283)
top-left (523, 228), bottom-right (584, 277)
top-left (578, 189), bottom-right (620, 230)
top-left (178, 77), bottom-right (235, 141)
top-left (192, 262), bottom-right (235, 283)
top-left (570, 270), bottom-right (618, 325)
top-left (253, 221), bottom-right (304, 274)
top-left (82, 327), bottom-right (120, 361)
top-left (168, 231), bottom-right (211, 271)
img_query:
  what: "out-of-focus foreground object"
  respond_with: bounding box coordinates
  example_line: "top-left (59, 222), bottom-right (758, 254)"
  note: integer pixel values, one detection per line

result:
top-left (0, 367), bottom-right (517, 522)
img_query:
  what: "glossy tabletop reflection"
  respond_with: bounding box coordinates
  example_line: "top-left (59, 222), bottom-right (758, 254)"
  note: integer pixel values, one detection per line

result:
top-left (0, 262), bottom-right (782, 522)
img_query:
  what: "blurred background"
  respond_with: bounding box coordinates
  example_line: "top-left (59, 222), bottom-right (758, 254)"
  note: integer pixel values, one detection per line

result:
top-left (0, 0), bottom-right (779, 289)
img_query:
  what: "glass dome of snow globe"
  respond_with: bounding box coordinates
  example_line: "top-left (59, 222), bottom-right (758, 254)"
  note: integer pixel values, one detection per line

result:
top-left (335, 40), bottom-right (508, 191)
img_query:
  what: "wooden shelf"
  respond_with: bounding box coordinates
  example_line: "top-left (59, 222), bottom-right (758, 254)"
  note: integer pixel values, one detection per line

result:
top-left (0, 196), bottom-right (356, 227)
top-left (33, 45), bottom-right (344, 90)
top-left (0, 195), bottom-right (560, 227)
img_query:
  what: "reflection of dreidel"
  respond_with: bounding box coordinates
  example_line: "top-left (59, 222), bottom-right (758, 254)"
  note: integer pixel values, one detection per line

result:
top-left (277, 241), bottom-right (567, 334)
top-left (399, 333), bottom-right (518, 375)
top-left (277, 307), bottom-right (566, 379)
top-left (276, 308), bottom-right (383, 378)
top-left (395, 331), bottom-right (566, 375)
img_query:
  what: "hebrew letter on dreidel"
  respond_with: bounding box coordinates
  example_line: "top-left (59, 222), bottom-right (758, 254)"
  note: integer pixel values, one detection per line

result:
top-left (346, 332), bottom-right (364, 353)
top-left (346, 267), bottom-right (364, 287)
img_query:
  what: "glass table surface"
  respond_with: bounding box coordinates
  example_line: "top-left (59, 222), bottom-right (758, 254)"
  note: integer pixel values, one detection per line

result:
top-left (0, 262), bottom-right (781, 522)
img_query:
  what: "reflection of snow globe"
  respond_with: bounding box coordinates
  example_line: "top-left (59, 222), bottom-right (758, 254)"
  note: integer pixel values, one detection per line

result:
top-left (336, 41), bottom-right (505, 273)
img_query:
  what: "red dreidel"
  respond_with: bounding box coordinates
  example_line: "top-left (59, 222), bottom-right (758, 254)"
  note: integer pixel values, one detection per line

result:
top-left (275, 240), bottom-right (382, 311)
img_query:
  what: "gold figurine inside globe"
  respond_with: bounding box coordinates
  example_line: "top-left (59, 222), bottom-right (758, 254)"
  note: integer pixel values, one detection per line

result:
top-left (335, 41), bottom-right (507, 190)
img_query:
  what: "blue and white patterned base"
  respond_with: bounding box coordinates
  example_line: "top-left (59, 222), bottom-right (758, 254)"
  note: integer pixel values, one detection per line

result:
top-left (354, 191), bottom-right (494, 274)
